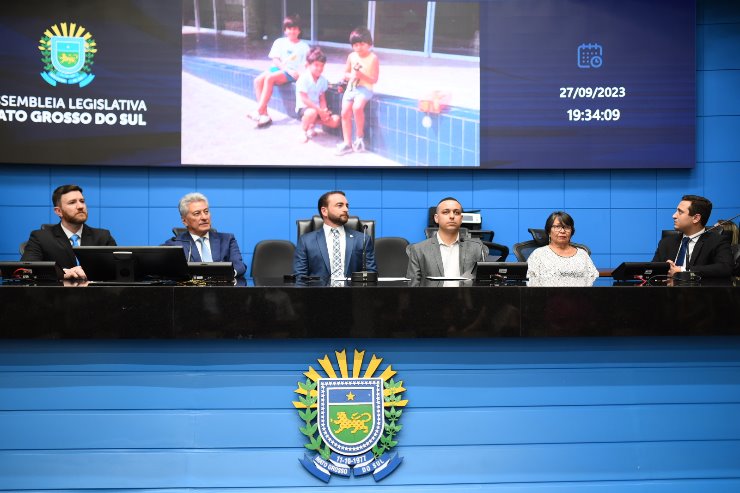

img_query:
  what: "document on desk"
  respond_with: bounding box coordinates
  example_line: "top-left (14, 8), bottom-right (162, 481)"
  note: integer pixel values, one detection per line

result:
top-left (426, 276), bottom-right (469, 281)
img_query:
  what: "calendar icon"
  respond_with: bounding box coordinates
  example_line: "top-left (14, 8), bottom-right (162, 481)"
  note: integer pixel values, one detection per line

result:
top-left (577, 43), bottom-right (603, 69)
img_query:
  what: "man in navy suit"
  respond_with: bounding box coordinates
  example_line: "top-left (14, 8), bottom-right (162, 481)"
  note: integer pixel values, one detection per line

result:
top-left (22, 184), bottom-right (117, 279)
top-left (652, 194), bottom-right (733, 278)
top-left (293, 190), bottom-right (376, 280)
top-left (163, 192), bottom-right (246, 277)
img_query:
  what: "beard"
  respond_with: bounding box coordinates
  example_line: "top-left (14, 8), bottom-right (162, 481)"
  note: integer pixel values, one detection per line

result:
top-left (327, 211), bottom-right (349, 225)
top-left (62, 209), bottom-right (87, 225)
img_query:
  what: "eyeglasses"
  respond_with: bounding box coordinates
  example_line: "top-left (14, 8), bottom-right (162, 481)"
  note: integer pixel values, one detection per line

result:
top-left (551, 225), bottom-right (572, 232)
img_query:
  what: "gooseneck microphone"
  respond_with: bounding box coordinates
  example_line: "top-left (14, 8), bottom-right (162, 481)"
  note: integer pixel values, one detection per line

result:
top-left (351, 224), bottom-right (378, 283)
top-left (704, 212), bottom-right (740, 234)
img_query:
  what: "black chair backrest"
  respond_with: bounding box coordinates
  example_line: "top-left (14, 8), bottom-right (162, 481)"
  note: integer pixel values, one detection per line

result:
top-left (41, 223), bottom-right (56, 231)
top-left (662, 229), bottom-right (681, 239)
top-left (483, 241), bottom-right (509, 262)
top-left (528, 228), bottom-right (547, 245)
top-left (374, 237), bottom-right (409, 277)
top-left (296, 215), bottom-right (375, 241)
top-left (513, 240), bottom-right (540, 262)
top-left (250, 240), bottom-right (295, 278)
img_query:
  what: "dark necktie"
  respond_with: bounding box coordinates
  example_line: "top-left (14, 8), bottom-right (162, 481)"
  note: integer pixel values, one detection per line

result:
top-left (675, 236), bottom-right (690, 267)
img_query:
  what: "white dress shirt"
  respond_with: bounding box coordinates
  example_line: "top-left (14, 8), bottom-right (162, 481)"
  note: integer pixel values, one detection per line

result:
top-left (323, 224), bottom-right (346, 277)
top-left (437, 232), bottom-right (461, 278)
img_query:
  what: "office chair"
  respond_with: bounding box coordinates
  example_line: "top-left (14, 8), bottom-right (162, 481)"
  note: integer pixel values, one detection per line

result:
top-left (374, 237), bottom-right (409, 277)
top-left (662, 229), bottom-right (681, 239)
top-left (483, 241), bottom-right (509, 262)
top-left (296, 215), bottom-right (375, 241)
top-left (250, 240), bottom-right (295, 278)
top-left (19, 224), bottom-right (57, 256)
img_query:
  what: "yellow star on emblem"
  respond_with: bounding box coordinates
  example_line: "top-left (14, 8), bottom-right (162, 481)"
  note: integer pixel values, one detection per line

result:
top-left (346, 391), bottom-right (355, 401)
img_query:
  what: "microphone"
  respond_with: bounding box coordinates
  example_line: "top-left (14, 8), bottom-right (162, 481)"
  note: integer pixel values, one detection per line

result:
top-left (704, 212), bottom-right (740, 234)
top-left (351, 224), bottom-right (378, 283)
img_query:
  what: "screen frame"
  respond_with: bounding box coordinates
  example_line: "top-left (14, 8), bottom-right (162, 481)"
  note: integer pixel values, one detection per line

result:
top-left (73, 246), bottom-right (190, 282)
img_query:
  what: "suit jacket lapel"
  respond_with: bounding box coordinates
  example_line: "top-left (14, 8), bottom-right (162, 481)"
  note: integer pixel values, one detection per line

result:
top-left (316, 230), bottom-right (330, 273)
top-left (52, 224), bottom-right (76, 265)
top-left (208, 233), bottom-right (220, 262)
top-left (344, 227), bottom-right (356, 275)
top-left (182, 232), bottom-right (201, 262)
top-left (429, 236), bottom-right (444, 276)
top-left (689, 234), bottom-right (705, 268)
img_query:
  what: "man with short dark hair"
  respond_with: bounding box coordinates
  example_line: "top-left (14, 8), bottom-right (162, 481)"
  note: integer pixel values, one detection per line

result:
top-left (163, 192), bottom-right (246, 277)
top-left (652, 194), bottom-right (733, 278)
top-left (405, 197), bottom-right (488, 282)
top-left (21, 184), bottom-right (117, 279)
top-left (293, 190), bottom-right (376, 280)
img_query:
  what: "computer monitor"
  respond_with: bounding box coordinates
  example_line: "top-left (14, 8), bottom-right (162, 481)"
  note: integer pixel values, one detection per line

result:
top-left (73, 246), bottom-right (190, 282)
top-left (611, 262), bottom-right (670, 281)
top-left (0, 261), bottom-right (63, 282)
top-left (187, 262), bottom-right (234, 282)
top-left (473, 261), bottom-right (528, 282)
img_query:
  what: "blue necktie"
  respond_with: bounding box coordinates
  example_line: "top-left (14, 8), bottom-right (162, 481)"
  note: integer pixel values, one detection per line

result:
top-left (70, 234), bottom-right (80, 265)
top-left (198, 237), bottom-right (213, 262)
top-left (675, 236), bottom-right (690, 267)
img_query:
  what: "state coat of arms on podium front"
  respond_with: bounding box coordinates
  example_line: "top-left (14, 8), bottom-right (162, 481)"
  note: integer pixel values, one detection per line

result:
top-left (293, 349), bottom-right (407, 482)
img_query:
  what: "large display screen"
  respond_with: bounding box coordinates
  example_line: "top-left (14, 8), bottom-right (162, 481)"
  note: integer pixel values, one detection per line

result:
top-left (0, 0), bottom-right (695, 169)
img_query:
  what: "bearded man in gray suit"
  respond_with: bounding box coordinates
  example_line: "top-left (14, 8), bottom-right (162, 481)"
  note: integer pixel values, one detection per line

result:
top-left (406, 197), bottom-right (488, 282)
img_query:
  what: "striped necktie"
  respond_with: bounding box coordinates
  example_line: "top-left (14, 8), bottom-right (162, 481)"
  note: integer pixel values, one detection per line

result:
top-left (331, 228), bottom-right (342, 279)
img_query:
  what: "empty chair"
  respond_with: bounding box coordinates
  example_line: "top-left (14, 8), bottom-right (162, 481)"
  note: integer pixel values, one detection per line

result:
top-left (374, 237), bottom-right (409, 277)
top-left (483, 241), bottom-right (509, 262)
top-left (296, 215), bottom-right (375, 241)
top-left (250, 240), bottom-right (295, 278)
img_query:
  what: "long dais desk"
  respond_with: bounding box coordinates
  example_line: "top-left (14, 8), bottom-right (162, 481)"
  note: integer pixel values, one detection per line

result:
top-left (1, 279), bottom-right (738, 338)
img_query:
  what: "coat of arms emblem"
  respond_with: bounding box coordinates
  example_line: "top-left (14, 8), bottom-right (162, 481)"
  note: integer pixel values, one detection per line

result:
top-left (39, 23), bottom-right (97, 87)
top-left (293, 349), bottom-right (407, 482)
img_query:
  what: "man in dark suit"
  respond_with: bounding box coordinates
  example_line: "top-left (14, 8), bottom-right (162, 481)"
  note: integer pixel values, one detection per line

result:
top-left (21, 184), bottom-right (117, 279)
top-left (293, 190), bottom-right (376, 280)
top-left (406, 197), bottom-right (488, 282)
top-left (652, 194), bottom-right (733, 278)
top-left (163, 192), bottom-right (246, 277)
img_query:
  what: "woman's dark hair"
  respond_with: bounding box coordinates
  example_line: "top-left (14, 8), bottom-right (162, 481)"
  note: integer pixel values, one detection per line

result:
top-left (545, 211), bottom-right (575, 238)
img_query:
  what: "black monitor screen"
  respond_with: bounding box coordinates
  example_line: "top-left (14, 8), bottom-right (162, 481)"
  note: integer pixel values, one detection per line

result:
top-left (73, 246), bottom-right (190, 282)
top-left (0, 261), bottom-right (63, 282)
top-left (474, 261), bottom-right (528, 281)
top-left (611, 262), bottom-right (670, 281)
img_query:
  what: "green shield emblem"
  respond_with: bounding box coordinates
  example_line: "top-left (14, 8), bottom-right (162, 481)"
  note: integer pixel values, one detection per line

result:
top-left (318, 378), bottom-right (383, 455)
top-left (51, 36), bottom-right (85, 74)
